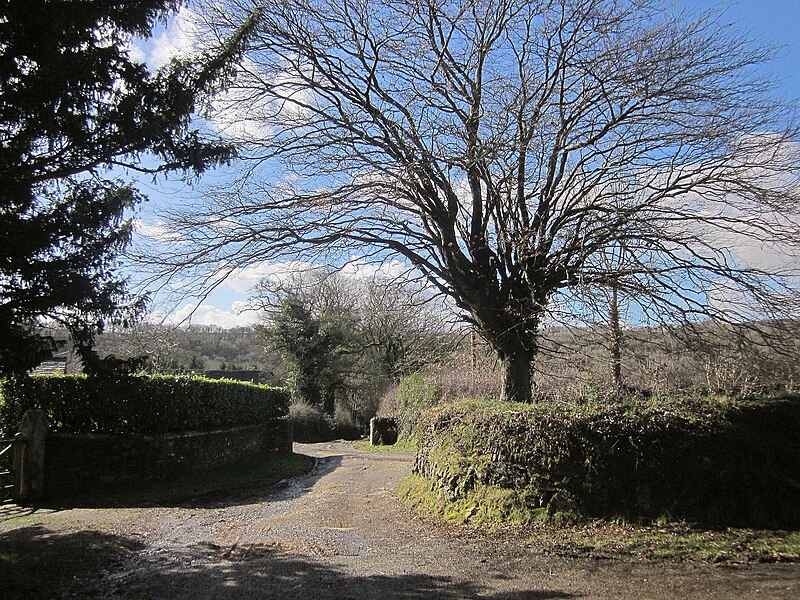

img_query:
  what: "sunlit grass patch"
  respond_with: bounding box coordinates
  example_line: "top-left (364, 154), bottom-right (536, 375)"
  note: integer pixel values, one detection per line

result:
top-left (525, 522), bottom-right (800, 563)
top-left (353, 438), bottom-right (417, 452)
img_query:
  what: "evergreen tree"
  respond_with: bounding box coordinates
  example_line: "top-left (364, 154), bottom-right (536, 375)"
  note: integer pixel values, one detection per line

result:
top-left (0, 0), bottom-right (246, 376)
top-left (264, 296), bottom-right (355, 415)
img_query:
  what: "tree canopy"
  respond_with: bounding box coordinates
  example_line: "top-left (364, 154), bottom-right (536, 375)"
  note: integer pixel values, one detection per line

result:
top-left (0, 0), bottom-right (247, 375)
top-left (159, 0), bottom-right (800, 402)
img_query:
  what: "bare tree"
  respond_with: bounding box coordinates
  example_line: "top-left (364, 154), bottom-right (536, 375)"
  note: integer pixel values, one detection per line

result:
top-left (156, 0), bottom-right (800, 402)
top-left (250, 265), bottom-right (452, 420)
top-left (251, 266), bottom-right (454, 379)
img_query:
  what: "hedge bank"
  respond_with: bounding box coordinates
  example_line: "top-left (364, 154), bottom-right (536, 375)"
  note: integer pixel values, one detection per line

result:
top-left (0, 374), bottom-right (290, 435)
top-left (412, 396), bottom-right (800, 528)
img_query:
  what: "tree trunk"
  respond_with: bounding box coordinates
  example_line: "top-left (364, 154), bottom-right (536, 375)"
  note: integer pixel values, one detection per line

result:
top-left (323, 388), bottom-right (336, 416)
top-left (470, 328), bottom-right (478, 369)
top-left (500, 351), bottom-right (534, 403)
top-left (471, 301), bottom-right (540, 404)
top-left (609, 283), bottom-right (623, 395)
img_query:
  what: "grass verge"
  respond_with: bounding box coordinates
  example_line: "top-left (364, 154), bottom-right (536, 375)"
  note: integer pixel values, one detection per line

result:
top-left (526, 522), bottom-right (800, 563)
top-left (398, 473), bottom-right (800, 564)
top-left (353, 438), bottom-right (417, 452)
top-left (40, 452), bottom-right (315, 508)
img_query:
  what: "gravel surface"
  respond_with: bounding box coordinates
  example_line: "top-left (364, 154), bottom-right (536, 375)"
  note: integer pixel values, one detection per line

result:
top-left (1, 441), bottom-right (799, 599)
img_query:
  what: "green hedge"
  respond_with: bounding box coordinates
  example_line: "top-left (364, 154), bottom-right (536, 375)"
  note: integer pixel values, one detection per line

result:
top-left (0, 375), bottom-right (290, 435)
top-left (414, 396), bottom-right (800, 528)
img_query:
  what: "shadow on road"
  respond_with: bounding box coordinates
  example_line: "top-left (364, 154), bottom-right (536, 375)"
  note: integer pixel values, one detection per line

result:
top-left (7, 453), bottom-right (340, 511)
top-left (149, 541), bottom-right (580, 599)
top-left (0, 524), bottom-right (145, 599)
top-left (173, 454), bottom-right (345, 510)
top-left (0, 524), bottom-right (578, 599)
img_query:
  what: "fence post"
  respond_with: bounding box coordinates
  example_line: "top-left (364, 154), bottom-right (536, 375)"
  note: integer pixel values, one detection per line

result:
top-left (13, 410), bottom-right (48, 501)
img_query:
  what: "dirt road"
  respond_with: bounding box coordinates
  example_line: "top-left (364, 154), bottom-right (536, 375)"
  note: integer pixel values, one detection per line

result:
top-left (1, 441), bottom-right (798, 598)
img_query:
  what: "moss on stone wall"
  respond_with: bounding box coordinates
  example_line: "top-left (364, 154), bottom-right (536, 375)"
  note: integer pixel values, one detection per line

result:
top-left (44, 419), bottom-right (293, 495)
top-left (412, 396), bottom-right (800, 528)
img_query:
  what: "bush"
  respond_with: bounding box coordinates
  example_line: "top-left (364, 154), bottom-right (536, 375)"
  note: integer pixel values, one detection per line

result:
top-left (288, 402), bottom-right (363, 442)
top-left (391, 373), bottom-right (440, 439)
top-left (288, 402), bottom-right (335, 442)
top-left (414, 396), bottom-right (800, 528)
top-left (332, 405), bottom-right (362, 440)
top-left (0, 374), bottom-right (290, 435)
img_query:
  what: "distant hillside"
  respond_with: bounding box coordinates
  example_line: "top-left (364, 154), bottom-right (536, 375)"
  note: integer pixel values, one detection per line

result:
top-left (32, 317), bottom-right (800, 401)
top-left (92, 324), bottom-right (289, 386)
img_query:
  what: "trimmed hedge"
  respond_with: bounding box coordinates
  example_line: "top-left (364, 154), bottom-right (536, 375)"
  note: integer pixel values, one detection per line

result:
top-left (0, 374), bottom-right (290, 435)
top-left (414, 396), bottom-right (800, 528)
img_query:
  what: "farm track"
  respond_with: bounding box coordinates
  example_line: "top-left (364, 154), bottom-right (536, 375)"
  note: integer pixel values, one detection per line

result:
top-left (1, 441), bottom-right (799, 599)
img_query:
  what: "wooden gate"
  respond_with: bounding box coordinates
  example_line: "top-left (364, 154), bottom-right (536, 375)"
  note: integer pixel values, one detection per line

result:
top-left (1, 411), bottom-right (47, 503)
top-left (0, 435), bottom-right (22, 502)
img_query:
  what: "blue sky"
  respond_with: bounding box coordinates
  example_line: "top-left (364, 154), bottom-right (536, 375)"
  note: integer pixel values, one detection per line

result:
top-left (695, 1), bottom-right (800, 95)
top-left (130, 1), bottom-right (800, 328)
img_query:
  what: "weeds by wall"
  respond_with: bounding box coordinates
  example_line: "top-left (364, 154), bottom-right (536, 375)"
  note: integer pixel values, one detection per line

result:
top-left (413, 396), bottom-right (800, 528)
top-left (380, 373), bottom-right (440, 440)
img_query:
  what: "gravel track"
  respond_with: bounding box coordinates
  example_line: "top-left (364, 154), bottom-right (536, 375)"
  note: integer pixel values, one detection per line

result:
top-left (1, 441), bottom-right (798, 598)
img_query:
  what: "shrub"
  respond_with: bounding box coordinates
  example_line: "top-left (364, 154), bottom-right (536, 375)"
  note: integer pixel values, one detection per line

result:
top-left (332, 405), bottom-right (362, 440)
top-left (288, 401), bottom-right (334, 442)
top-left (0, 374), bottom-right (290, 435)
top-left (428, 361), bottom-right (502, 403)
top-left (414, 396), bottom-right (800, 528)
top-left (287, 402), bottom-right (363, 442)
top-left (393, 373), bottom-right (440, 439)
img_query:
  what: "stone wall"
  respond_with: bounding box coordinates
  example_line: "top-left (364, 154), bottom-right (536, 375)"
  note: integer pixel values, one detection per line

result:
top-left (45, 419), bottom-right (292, 495)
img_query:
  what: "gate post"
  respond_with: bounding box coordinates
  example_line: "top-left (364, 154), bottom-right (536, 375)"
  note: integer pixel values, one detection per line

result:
top-left (370, 417), bottom-right (398, 446)
top-left (13, 410), bottom-right (48, 501)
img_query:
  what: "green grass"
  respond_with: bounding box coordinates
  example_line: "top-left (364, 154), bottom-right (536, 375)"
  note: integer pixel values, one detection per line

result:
top-left (526, 522), bottom-right (800, 563)
top-left (353, 438), bottom-right (417, 452)
top-left (42, 452), bottom-right (315, 508)
top-left (398, 473), bottom-right (800, 564)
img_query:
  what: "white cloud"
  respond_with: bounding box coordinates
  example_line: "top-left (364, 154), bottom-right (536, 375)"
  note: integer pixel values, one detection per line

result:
top-left (207, 73), bottom-right (273, 141)
top-left (133, 219), bottom-right (182, 244)
top-left (339, 256), bottom-right (411, 281)
top-left (132, 8), bottom-right (316, 142)
top-left (147, 6), bottom-right (201, 70)
top-left (166, 301), bottom-right (261, 328)
top-left (226, 259), bottom-right (320, 293)
top-left (724, 232), bottom-right (800, 273)
top-left (143, 255), bottom-right (444, 329)
top-left (224, 256), bottom-right (415, 295)
top-left (127, 40), bottom-right (147, 64)
top-left (206, 54), bottom-right (318, 142)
